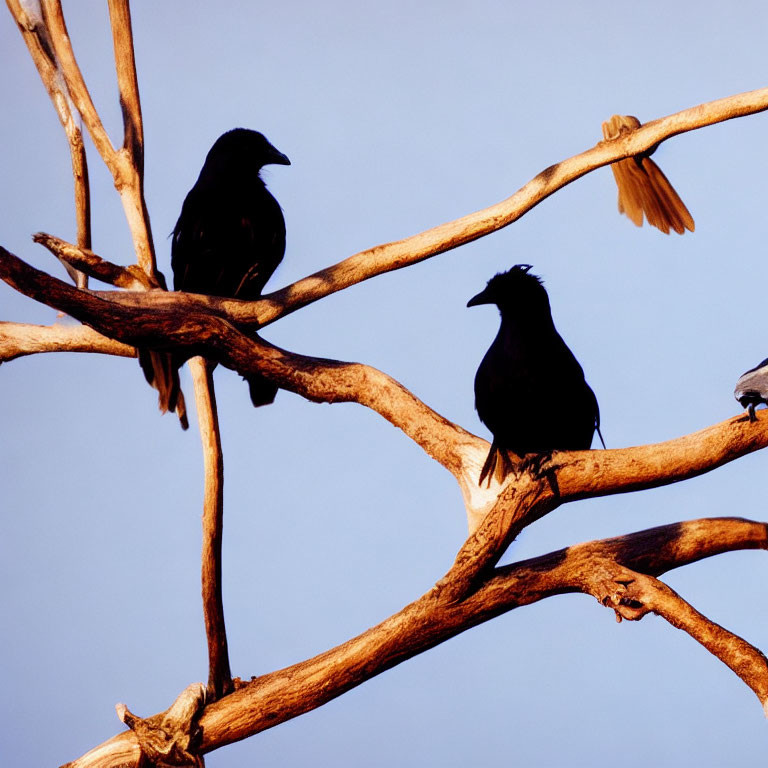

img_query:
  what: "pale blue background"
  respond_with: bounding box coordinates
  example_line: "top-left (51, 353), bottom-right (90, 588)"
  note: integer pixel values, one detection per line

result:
top-left (2, 2), bottom-right (768, 765)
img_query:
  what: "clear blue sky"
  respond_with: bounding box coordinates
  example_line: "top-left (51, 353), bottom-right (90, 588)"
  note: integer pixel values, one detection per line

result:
top-left (2, 1), bottom-right (768, 765)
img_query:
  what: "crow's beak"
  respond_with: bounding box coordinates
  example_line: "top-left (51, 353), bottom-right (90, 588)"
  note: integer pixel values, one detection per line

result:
top-left (268, 149), bottom-right (291, 166)
top-left (467, 288), bottom-right (492, 307)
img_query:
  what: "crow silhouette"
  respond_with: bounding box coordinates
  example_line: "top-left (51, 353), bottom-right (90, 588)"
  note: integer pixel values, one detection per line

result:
top-left (170, 128), bottom-right (290, 408)
top-left (468, 265), bottom-right (602, 485)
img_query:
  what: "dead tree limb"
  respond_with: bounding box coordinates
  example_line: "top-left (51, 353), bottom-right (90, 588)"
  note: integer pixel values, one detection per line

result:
top-left (38, 0), bottom-right (161, 283)
top-left (586, 567), bottom-right (768, 708)
top-left (16, 88), bottom-right (768, 335)
top-left (0, 321), bottom-right (135, 362)
top-left (33, 233), bottom-right (154, 290)
top-left (189, 356), bottom-right (233, 700)
top-left (6, 0), bottom-right (91, 288)
top-left (3, 247), bottom-right (768, 532)
top-left (60, 517), bottom-right (768, 767)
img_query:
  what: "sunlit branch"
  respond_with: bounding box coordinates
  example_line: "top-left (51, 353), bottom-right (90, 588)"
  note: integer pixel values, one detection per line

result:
top-left (6, 0), bottom-right (91, 288)
top-left (33, 232), bottom-right (153, 290)
top-left (0, 321), bottom-right (135, 362)
top-left (61, 517), bottom-right (768, 767)
top-left (189, 357), bottom-right (233, 700)
top-left (34, 87), bottom-right (767, 333)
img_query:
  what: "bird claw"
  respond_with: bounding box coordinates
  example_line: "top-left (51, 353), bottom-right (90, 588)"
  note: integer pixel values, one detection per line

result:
top-left (517, 451), bottom-right (559, 480)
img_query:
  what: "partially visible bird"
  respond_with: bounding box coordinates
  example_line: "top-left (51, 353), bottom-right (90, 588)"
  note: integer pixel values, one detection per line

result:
top-left (602, 114), bottom-right (694, 236)
top-left (734, 358), bottom-right (768, 422)
top-left (171, 128), bottom-right (291, 407)
top-left (468, 265), bottom-right (602, 486)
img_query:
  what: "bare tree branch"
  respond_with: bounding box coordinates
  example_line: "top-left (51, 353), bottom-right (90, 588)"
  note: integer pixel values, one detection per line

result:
top-left (38, 0), bottom-right (161, 283)
top-left (33, 233), bottom-right (153, 290)
top-left (16, 88), bottom-right (766, 336)
top-left (3, 247), bottom-right (767, 528)
top-left (189, 357), bottom-right (233, 700)
top-left (60, 517), bottom-right (768, 767)
top-left (105, 0), bottom-right (159, 283)
top-left (6, 0), bottom-right (91, 288)
top-left (582, 568), bottom-right (768, 707)
top-left (0, 321), bottom-right (135, 362)
top-left (38, 0), bottom-right (118, 166)
top-left (243, 88), bottom-right (768, 327)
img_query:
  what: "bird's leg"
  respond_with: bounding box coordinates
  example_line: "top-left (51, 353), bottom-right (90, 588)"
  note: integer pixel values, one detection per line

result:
top-left (518, 451), bottom-right (555, 479)
top-left (748, 403), bottom-right (757, 423)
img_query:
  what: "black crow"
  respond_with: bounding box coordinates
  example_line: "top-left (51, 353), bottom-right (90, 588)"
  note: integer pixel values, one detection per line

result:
top-left (468, 265), bottom-right (602, 486)
top-left (602, 115), bottom-right (694, 235)
top-left (171, 128), bottom-right (290, 407)
top-left (734, 358), bottom-right (768, 422)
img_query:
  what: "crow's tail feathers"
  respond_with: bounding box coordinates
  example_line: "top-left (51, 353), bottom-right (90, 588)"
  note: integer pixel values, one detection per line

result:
top-left (595, 424), bottom-right (606, 449)
top-left (139, 349), bottom-right (189, 430)
top-left (245, 373), bottom-right (278, 408)
top-left (478, 440), bottom-right (515, 487)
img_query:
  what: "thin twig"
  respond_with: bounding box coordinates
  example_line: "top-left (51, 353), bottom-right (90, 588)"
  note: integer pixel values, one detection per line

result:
top-left (189, 357), bottom-right (233, 701)
top-left (33, 233), bottom-right (153, 290)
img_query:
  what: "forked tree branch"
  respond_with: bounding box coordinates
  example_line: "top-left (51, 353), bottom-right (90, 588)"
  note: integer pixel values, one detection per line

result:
top-left (38, 0), bottom-right (161, 283)
top-left (2, 247), bottom-right (768, 533)
top-left (208, 87), bottom-right (768, 327)
top-left (590, 568), bottom-right (768, 708)
top-left (6, 0), bottom-right (91, 288)
top-left (12, 1), bottom-right (224, 705)
top-left (60, 517), bottom-right (768, 767)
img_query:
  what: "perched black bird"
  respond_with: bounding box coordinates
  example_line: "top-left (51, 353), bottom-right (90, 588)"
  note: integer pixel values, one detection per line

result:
top-left (171, 128), bottom-right (290, 407)
top-left (734, 358), bottom-right (768, 422)
top-left (468, 265), bottom-right (602, 485)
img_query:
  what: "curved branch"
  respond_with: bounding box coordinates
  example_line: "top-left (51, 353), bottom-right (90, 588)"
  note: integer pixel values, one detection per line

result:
top-left (0, 247), bottom-right (476, 473)
top-left (581, 567), bottom-right (768, 707)
top-left (551, 417), bottom-right (768, 501)
top-left (2, 249), bottom-right (767, 529)
top-left (62, 517), bottom-right (768, 767)
top-left (230, 88), bottom-right (768, 326)
top-left (33, 88), bottom-right (768, 333)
